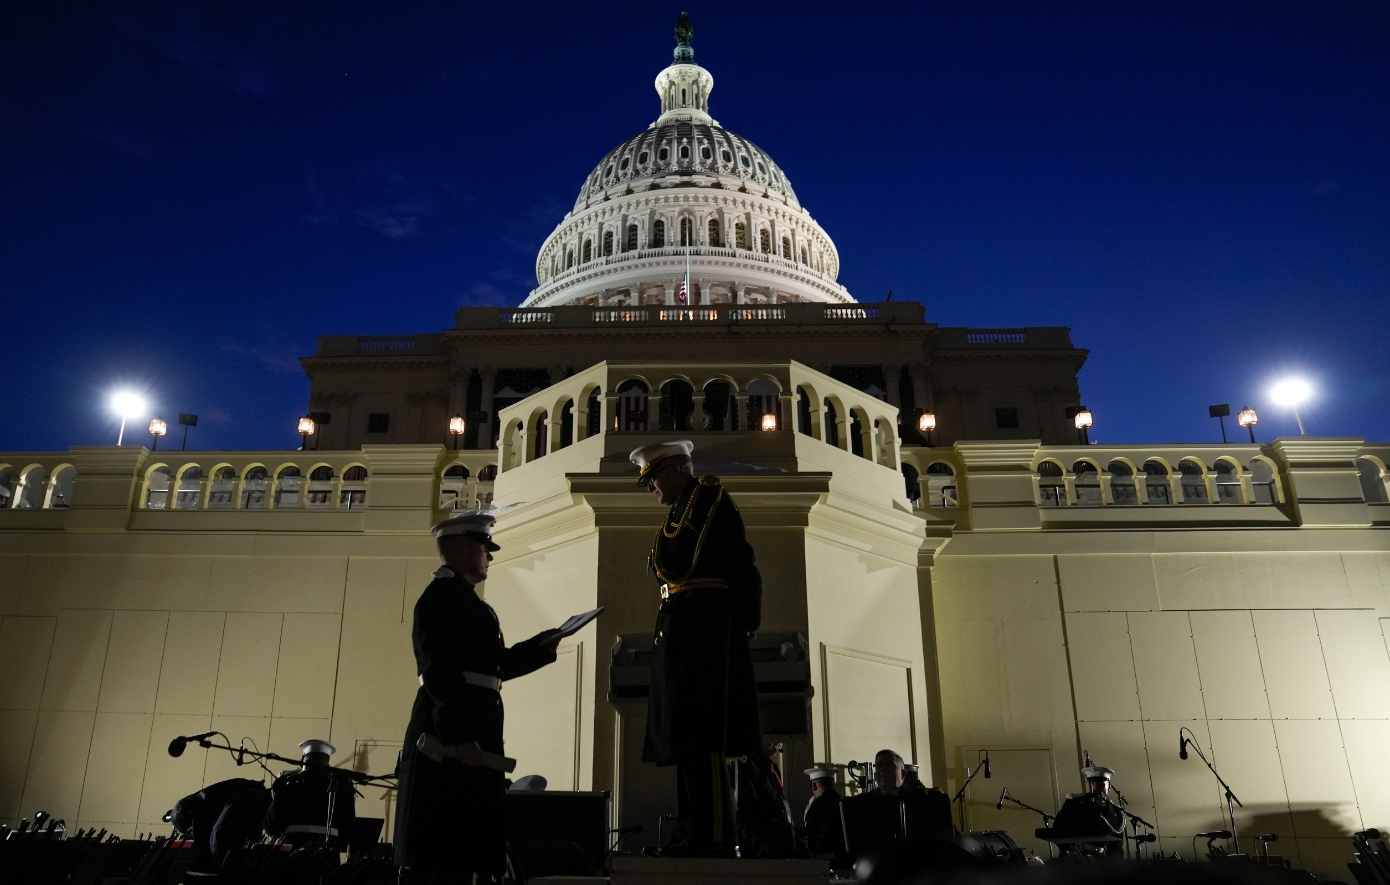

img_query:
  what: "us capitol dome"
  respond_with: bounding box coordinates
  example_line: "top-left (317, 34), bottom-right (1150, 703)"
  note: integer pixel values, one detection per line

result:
top-left (522, 13), bottom-right (854, 308)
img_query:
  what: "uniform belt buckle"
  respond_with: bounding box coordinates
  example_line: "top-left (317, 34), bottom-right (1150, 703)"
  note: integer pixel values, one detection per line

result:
top-left (660, 583), bottom-right (672, 600)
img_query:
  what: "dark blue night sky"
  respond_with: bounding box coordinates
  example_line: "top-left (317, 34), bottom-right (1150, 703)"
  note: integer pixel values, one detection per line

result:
top-left (2, 2), bottom-right (1386, 452)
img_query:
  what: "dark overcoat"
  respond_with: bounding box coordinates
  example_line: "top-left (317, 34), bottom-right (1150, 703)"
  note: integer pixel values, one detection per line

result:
top-left (393, 568), bottom-right (556, 874)
top-left (263, 766), bottom-right (357, 849)
top-left (643, 475), bottom-right (763, 765)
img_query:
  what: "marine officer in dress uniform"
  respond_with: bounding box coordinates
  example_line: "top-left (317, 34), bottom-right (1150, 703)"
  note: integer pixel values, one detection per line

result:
top-left (394, 510), bottom-right (562, 884)
top-left (631, 440), bottom-right (763, 858)
top-left (263, 739), bottom-right (357, 851)
top-left (1053, 760), bottom-right (1126, 858)
top-left (802, 767), bottom-right (845, 860)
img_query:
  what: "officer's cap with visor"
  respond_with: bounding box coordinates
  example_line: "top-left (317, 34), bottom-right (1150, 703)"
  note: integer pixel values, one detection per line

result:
top-left (299, 739), bottom-right (336, 762)
top-left (1081, 763), bottom-right (1115, 783)
top-left (630, 440), bottom-right (694, 488)
top-left (430, 510), bottom-right (502, 552)
top-left (805, 767), bottom-right (833, 782)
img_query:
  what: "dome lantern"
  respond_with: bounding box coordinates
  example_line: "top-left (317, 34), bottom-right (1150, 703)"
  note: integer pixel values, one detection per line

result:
top-left (655, 12), bottom-right (713, 125)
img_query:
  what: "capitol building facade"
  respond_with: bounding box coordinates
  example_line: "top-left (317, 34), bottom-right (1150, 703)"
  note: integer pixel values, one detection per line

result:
top-left (0, 17), bottom-right (1388, 879)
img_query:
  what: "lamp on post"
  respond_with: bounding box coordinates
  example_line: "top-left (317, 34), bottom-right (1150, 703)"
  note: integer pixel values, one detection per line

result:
top-left (449, 414), bottom-right (466, 449)
top-left (761, 413), bottom-right (777, 432)
top-left (1270, 379), bottom-right (1311, 436)
top-left (918, 412), bottom-right (936, 447)
top-left (297, 416), bottom-right (316, 451)
top-left (1074, 407), bottom-right (1094, 445)
top-left (1237, 405), bottom-right (1258, 443)
top-left (148, 417), bottom-right (168, 451)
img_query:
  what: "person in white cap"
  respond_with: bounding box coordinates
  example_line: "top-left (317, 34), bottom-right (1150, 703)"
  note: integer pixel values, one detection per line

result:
top-left (629, 440), bottom-right (763, 858)
top-left (802, 767), bottom-right (845, 859)
top-left (263, 739), bottom-right (356, 851)
top-left (1052, 755), bottom-right (1125, 857)
top-left (395, 509), bottom-right (562, 884)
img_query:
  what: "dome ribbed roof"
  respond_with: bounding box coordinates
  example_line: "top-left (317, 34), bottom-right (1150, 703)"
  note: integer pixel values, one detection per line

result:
top-left (573, 120), bottom-right (800, 212)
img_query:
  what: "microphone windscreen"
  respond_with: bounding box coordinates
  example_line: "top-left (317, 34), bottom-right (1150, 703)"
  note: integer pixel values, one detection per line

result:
top-left (167, 737), bottom-right (187, 758)
top-left (1179, 734), bottom-right (1188, 760)
top-left (984, 756), bottom-right (991, 778)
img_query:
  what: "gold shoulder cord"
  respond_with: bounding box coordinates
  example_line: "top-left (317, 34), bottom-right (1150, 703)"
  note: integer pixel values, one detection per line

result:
top-left (651, 481), bottom-right (725, 584)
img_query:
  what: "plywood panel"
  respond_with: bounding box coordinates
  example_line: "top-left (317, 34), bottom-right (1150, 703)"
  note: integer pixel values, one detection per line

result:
top-left (344, 557), bottom-right (408, 623)
top-left (1128, 612), bottom-right (1204, 721)
top-left (40, 610), bottom-right (112, 713)
top-left (1155, 552), bottom-right (1353, 611)
top-left (1273, 719), bottom-right (1360, 836)
top-left (272, 613), bottom-right (341, 720)
top-left (269, 716), bottom-right (332, 763)
top-left (97, 611), bottom-right (168, 714)
top-left (823, 648), bottom-right (915, 766)
top-left (1316, 610), bottom-right (1390, 719)
top-left (1064, 612), bottom-right (1139, 721)
top-left (21, 710), bottom-right (95, 823)
top-left (332, 621), bottom-right (415, 741)
top-left (1207, 719), bottom-right (1293, 837)
top-left (155, 612), bottom-right (225, 715)
top-left (138, 713), bottom-right (214, 826)
top-left (1141, 720), bottom-right (1225, 841)
top-left (1340, 720), bottom-right (1390, 833)
top-left (1253, 611), bottom-right (1336, 720)
top-left (1294, 836), bottom-right (1358, 880)
top-left (1191, 610), bottom-right (1271, 719)
top-left (204, 716), bottom-right (271, 786)
top-left (1057, 554), bottom-right (1158, 612)
top-left (209, 556), bottom-right (346, 613)
top-left (961, 747), bottom-right (1055, 856)
top-left (78, 712), bottom-right (153, 823)
top-left (505, 643), bottom-right (581, 790)
top-left (212, 613), bottom-right (282, 718)
top-left (0, 710), bottom-right (38, 821)
top-left (0, 617), bottom-right (55, 710)
top-left (936, 619), bottom-right (1006, 734)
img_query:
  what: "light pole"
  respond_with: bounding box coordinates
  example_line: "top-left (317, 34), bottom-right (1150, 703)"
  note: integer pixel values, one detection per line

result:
top-left (1074, 407), bottom-right (1094, 445)
top-left (1270, 379), bottom-right (1311, 436)
top-left (449, 415), bottom-right (466, 450)
top-left (148, 417), bottom-right (168, 451)
top-left (297, 416), bottom-right (316, 450)
top-left (178, 413), bottom-right (198, 450)
top-left (111, 392), bottom-right (146, 446)
top-left (1209, 404), bottom-right (1230, 443)
top-left (1237, 406), bottom-right (1258, 443)
top-left (918, 412), bottom-right (936, 447)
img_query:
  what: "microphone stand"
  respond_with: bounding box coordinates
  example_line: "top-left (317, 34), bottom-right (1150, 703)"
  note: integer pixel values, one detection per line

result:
top-left (188, 735), bottom-right (398, 789)
top-left (1179, 728), bottom-right (1243, 854)
top-left (1112, 789), bottom-right (1156, 860)
top-left (998, 790), bottom-right (1057, 859)
top-left (951, 752), bottom-right (990, 834)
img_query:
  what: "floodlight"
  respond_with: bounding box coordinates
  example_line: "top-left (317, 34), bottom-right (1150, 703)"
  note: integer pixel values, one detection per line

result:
top-left (110, 391), bottom-right (147, 446)
top-left (1269, 379), bottom-right (1311, 436)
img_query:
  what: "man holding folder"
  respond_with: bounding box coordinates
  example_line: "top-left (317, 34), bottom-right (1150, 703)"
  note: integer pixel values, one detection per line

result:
top-left (395, 509), bottom-right (579, 884)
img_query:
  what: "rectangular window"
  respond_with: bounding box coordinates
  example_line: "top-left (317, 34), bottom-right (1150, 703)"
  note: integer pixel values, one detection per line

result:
top-left (367, 413), bottom-right (391, 434)
top-left (994, 407), bottom-right (1019, 429)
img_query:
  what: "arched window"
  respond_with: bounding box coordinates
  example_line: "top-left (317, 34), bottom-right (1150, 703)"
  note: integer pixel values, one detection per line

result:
top-left (902, 463), bottom-right (921, 506)
top-left (626, 224), bottom-right (638, 251)
top-left (681, 87), bottom-right (687, 104)
top-left (1107, 461), bottom-right (1137, 505)
top-left (534, 411), bottom-right (549, 460)
top-left (703, 380), bottom-right (734, 431)
top-left (582, 239), bottom-right (592, 263)
top-left (781, 236), bottom-right (791, 260)
top-left (1214, 460), bottom-right (1242, 503)
top-left (46, 466), bottom-right (76, 509)
top-left (1179, 461), bottom-right (1208, 504)
top-left (440, 464), bottom-right (469, 509)
top-left (796, 387), bottom-right (813, 436)
top-left (680, 217), bottom-right (693, 247)
top-left (145, 467), bottom-right (171, 510)
top-left (747, 379), bottom-right (781, 433)
top-left (566, 249), bottom-right (574, 269)
top-left (708, 219), bottom-right (722, 247)
top-left (602, 230), bottom-right (613, 256)
top-left (559, 399), bottom-right (575, 448)
top-left (478, 464), bottom-right (498, 482)
top-left (341, 465), bottom-right (367, 509)
top-left (243, 466), bottom-right (269, 509)
top-left (927, 462), bottom-right (958, 508)
top-left (800, 246), bottom-right (807, 264)
top-left (651, 220), bottom-right (665, 248)
top-left (1358, 459), bottom-right (1388, 503)
top-left (1073, 461), bottom-right (1101, 504)
top-left (735, 222), bottom-right (748, 249)
top-left (1038, 461), bottom-right (1065, 506)
top-left (823, 398), bottom-right (839, 448)
top-left (615, 379), bottom-right (650, 432)
top-left (274, 466), bottom-right (302, 509)
top-left (679, 144), bottom-right (690, 160)
top-left (176, 466), bottom-right (205, 509)
top-left (1249, 459), bottom-right (1277, 504)
top-left (759, 229), bottom-right (771, 253)
top-left (660, 379), bottom-right (696, 431)
top-left (1143, 461), bottom-right (1171, 504)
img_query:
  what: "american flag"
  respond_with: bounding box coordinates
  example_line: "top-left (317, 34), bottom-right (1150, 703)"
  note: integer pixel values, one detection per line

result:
top-left (677, 277), bottom-right (688, 304)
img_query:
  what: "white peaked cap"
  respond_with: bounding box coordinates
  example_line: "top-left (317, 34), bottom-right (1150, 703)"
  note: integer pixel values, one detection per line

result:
top-left (299, 739), bottom-right (336, 757)
top-left (805, 767), bottom-right (833, 781)
top-left (629, 440), bottom-right (695, 486)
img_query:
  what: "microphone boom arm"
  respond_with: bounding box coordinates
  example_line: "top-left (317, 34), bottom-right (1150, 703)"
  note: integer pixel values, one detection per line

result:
top-left (1179, 727), bottom-right (1243, 853)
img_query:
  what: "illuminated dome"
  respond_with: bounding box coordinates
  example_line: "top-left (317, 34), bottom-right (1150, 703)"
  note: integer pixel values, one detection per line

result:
top-left (522, 14), bottom-right (853, 308)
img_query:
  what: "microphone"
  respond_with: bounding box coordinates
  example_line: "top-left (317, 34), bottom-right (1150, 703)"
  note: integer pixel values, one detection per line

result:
top-left (1197, 830), bottom-right (1232, 839)
top-left (996, 788), bottom-right (1009, 810)
top-left (1135, 834), bottom-right (1157, 843)
top-left (1179, 733), bottom-right (1188, 760)
top-left (167, 732), bottom-right (217, 758)
top-left (983, 753), bottom-right (991, 778)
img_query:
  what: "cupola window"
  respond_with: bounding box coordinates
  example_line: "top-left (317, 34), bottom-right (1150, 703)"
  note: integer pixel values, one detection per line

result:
top-left (603, 230), bottom-right (613, 256)
top-left (800, 246), bottom-right (807, 264)
top-left (708, 219), bottom-right (722, 247)
top-left (781, 236), bottom-right (791, 259)
top-left (639, 151), bottom-right (649, 164)
top-left (651, 220), bottom-right (666, 248)
top-left (739, 155), bottom-right (750, 168)
top-left (721, 150), bottom-right (731, 163)
top-left (757, 161), bottom-right (767, 175)
top-left (680, 217), bottom-right (693, 247)
top-left (566, 249), bottom-right (574, 269)
top-left (680, 145), bottom-right (690, 160)
top-left (658, 147), bottom-right (669, 162)
top-left (701, 146), bottom-right (711, 160)
top-left (735, 222), bottom-right (748, 249)
top-left (582, 239), bottom-right (592, 263)
top-left (759, 229), bottom-right (771, 253)
top-left (620, 157), bottom-right (630, 170)
top-left (681, 87), bottom-right (687, 104)
top-left (626, 224), bottom-right (638, 251)
top-left (605, 165), bottom-right (613, 178)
